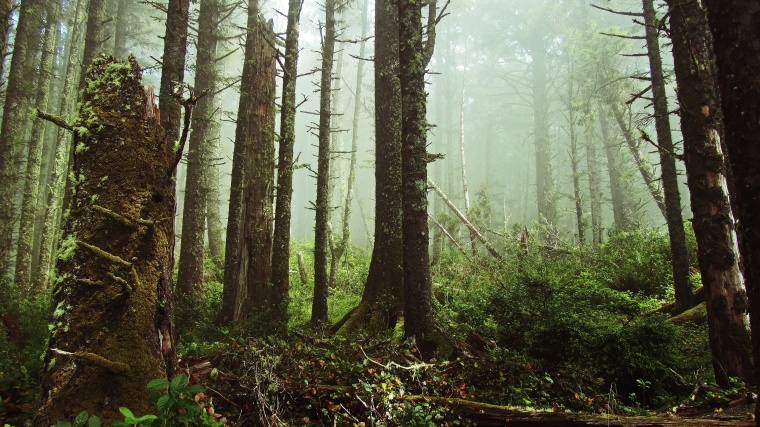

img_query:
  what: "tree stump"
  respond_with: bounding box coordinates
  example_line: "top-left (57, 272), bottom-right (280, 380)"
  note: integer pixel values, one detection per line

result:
top-left (34, 55), bottom-right (177, 426)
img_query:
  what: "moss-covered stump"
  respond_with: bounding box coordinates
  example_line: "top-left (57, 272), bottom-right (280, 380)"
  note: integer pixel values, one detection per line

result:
top-left (34, 55), bottom-right (177, 426)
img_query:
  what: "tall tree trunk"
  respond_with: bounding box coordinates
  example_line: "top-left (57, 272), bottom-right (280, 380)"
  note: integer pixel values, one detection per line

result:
top-left (220, 2), bottom-right (275, 322)
top-left (35, 0), bottom-right (86, 290)
top-left (205, 101), bottom-right (224, 272)
top-left (599, 108), bottom-right (631, 231)
top-left (642, 0), bottom-right (692, 313)
top-left (176, 0), bottom-right (220, 298)
top-left (113, 0), bottom-right (130, 58)
top-left (458, 80), bottom-right (476, 254)
top-left (528, 39), bottom-right (557, 226)
top-left (0, 0), bottom-right (13, 87)
top-left (399, 0), bottom-right (433, 350)
top-left (270, 0), bottom-right (302, 326)
top-left (14, 0), bottom-right (59, 292)
top-left (331, 0), bottom-right (370, 284)
top-left (668, 0), bottom-right (753, 387)
top-left (78, 0), bottom-right (106, 91)
top-left (568, 79), bottom-right (585, 244)
top-left (33, 57), bottom-right (176, 426)
top-left (702, 0), bottom-right (760, 417)
top-left (311, 0), bottom-right (336, 325)
top-left (158, 0), bottom-right (190, 146)
top-left (0, 0), bottom-right (44, 278)
top-left (332, 0), bottom-right (403, 336)
top-left (586, 131), bottom-right (602, 245)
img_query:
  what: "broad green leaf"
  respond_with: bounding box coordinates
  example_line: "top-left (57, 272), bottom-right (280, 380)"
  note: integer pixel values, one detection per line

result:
top-left (156, 394), bottom-right (173, 416)
top-left (118, 407), bottom-right (135, 420)
top-left (145, 379), bottom-right (170, 390)
top-left (87, 416), bottom-right (101, 427)
top-left (133, 415), bottom-right (158, 423)
top-left (186, 384), bottom-right (205, 394)
top-left (52, 422), bottom-right (72, 427)
top-left (170, 374), bottom-right (189, 390)
top-left (74, 411), bottom-right (89, 427)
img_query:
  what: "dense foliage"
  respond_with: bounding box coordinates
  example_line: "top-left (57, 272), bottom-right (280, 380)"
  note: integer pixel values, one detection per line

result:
top-left (2, 228), bottom-right (744, 426)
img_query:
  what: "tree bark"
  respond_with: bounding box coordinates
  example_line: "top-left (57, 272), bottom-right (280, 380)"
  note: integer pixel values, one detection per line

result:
top-left (0, 0), bottom-right (44, 278)
top-left (568, 79), bottom-right (585, 244)
top-left (35, 0), bottom-right (86, 290)
top-left (642, 0), bottom-right (692, 313)
top-left (586, 131), bottom-right (602, 245)
top-left (78, 0), bottom-right (106, 91)
top-left (0, 0), bottom-right (13, 87)
top-left (220, 4), bottom-right (276, 322)
top-left (158, 0), bottom-right (190, 146)
top-left (311, 0), bottom-right (337, 325)
top-left (113, 0), bottom-right (130, 58)
top-left (702, 1), bottom-right (760, 416)
top-left (270, 0), bottom-right (302, 326)
top-left (669, 0), bottom-right (753, 387)
top-left (176, 0), bottom-right (220, 298)
top-left (14, 0), bottom-right (59, 292)
top-left (33, 56), bottom-right (176, 426)
top-left (332, 0), bottom-right (403, 336)
top-left (399, 0), bottom-right (434, 350)
top-left (528, 38), bottom-right (557, 226)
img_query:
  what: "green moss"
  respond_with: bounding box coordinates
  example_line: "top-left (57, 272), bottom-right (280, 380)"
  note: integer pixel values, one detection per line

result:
top-left (58, 234), bottom-right (78, 262)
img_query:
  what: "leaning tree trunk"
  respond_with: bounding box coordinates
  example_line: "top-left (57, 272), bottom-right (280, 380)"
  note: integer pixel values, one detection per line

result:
top-left (33, 56), bottom-right (176, 426)
top-left (642, 0), bottom-right (692, 313)
top-left (332, 0), bottom-right (403, 336)
top-left (176, 0), bottom-right (220, 299)
top-left (702, 0), bottom-right (760, 417)
top-left (667, 0), bottom-right (753, 387)
top-left (399, 0), bottom-right (434, 350)
top-left (311, 0), bottom-right (337, 325)
top-left (14, 0), bottom-right (60, 292)
top-left (270, 0), bottom-right (302, 326)
top-left (610, 102), bottom-right (666, 218)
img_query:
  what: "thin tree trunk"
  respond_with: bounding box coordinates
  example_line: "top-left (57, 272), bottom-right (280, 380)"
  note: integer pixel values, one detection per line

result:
top-left (642, 0), bottom-right (692, 312)
top-left (586, 131), bottom-right (602, 245)
top-left (568, 79), bottom-right (585, 244)
top-left (331, 0), bottom-right (370, 284)
top-left (458, 79), bottom-right (476, 254)
top-left (33, 57), bottom-right (176, 427)
top-left (0, 0), bottom-right (13, 87)
top-left (0, 0), bottom-right (44, 277)
top-left (312, 0), bottom-right (337, 325)
top-left (270, 0), bottom-right (302, 326)
top-left (428, 178), bottom-right (502, 260)
top-left (399, 0), bottom-right (434, 351)
top-left (14, 0), bottom-right (59, 292)
top-left (667, 0), bottom-right (753, 387)
top-left (176, 0), bottom-right (220, 298)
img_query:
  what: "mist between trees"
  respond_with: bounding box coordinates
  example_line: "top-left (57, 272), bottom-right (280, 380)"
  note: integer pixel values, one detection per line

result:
top-left (2, 0), bottom-right (760, 425)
